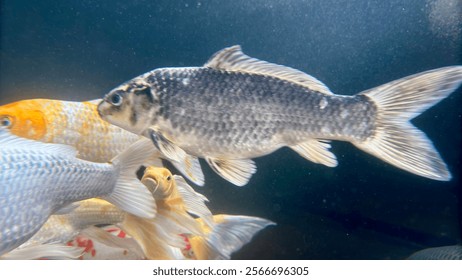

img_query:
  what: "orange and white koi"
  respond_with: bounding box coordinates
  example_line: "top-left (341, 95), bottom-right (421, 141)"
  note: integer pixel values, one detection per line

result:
top-left (0, 98), bottom-right (204, 185)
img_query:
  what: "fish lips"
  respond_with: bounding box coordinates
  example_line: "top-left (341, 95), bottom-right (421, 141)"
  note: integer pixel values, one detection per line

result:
top-left (141, 176), bottom-right (160, 197)
top-left (96, 100), bottom-right (113, 120)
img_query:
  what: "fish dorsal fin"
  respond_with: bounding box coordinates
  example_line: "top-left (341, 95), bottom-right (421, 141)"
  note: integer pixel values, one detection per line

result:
top-left (204, 45), bottom-right (333, 95)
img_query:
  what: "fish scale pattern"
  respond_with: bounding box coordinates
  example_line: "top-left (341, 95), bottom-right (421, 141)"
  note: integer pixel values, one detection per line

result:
top-left (147, 67), bottom-right (376, 157)
top-left (0, 145), bottom-right (117, 256)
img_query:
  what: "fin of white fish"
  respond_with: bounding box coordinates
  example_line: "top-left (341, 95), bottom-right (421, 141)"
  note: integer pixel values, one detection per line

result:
top-left (200, 215), bottom-right (275, 260)
top-left (1, 244), bottom-right (84, 260)
top-left (289, 139), bottom-right (338, 167)
top-left (174, 175), bottom-right (214, 227)
top-left (148, 127), bottom-right (187, 163)
top-left (205, 157), bottom-right (256, 187)
top-left (104, 139), bottom-right (157, 219)
top-left (355, 66), bottom-right (462, 181)
top-left (170, 155), bottom-right (205, 186)
top-left (205, 45), bottom-right (333, 95)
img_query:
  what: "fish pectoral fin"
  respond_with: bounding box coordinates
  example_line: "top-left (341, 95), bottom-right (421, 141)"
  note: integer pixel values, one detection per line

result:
top-left (289, 139), bottom-right (338, 167)
top-left (147, 127), bottom-right (187, 163)
top-left (171, 155), bottom-right (205, 187)
top-left (204, 45), bottom-right (333, 95)
top-left (174, 175), bottom-right (214, 227)
top-left (205, 157), bottom-right (256, 187)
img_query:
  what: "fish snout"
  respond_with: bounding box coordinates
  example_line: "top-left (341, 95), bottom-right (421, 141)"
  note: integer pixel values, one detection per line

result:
top-left (96, 100), bottom-right (112, 119)
top-left (141, 173), bottom-right (167, 201)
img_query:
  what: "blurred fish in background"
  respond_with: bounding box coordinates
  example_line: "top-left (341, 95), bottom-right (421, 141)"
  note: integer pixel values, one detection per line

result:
top-left (407, 245), bottom-right (462, 260)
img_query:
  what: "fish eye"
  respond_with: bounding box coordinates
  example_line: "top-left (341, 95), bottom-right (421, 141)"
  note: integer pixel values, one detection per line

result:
top-left (109, 93), bottom-right (123, 106)
top-left (0, 116), bottom-right (12, 128)
top-left (166, 175), bottom-right (172, 181)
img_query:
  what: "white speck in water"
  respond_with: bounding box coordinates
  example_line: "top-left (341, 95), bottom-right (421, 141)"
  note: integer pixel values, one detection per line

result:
top-left (182, 78), bottom-right (190, 86)
top-left (319, 97), bottom-right (328, 110)
top-left (340, 110), bottom-right (349, 119)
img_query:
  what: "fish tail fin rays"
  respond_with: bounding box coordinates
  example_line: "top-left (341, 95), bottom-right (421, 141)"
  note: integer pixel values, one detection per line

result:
top-left (104, 138), bottom-right (157, 219)
top-left (1, 244), bottom-right (84, 260)
top-left (190, 215), bottom-right (275, 260)
top-left (354, 66), bottom-right (462, 181)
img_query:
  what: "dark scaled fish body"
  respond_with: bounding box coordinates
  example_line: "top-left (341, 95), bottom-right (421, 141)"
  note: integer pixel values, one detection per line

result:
top-left (144, 68), bottom-right (375, 157)
top-left (98, 45), bottom-right (462, 186)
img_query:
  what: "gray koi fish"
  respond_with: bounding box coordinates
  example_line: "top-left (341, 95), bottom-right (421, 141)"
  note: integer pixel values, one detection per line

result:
top-left (98, 45), bottom-right (462, 186)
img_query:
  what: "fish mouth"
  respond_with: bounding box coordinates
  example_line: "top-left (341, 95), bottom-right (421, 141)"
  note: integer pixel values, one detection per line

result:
top-left (96, 100), bottom-right (112, 119)
top-left (141, 176), bottom-right (160, 196)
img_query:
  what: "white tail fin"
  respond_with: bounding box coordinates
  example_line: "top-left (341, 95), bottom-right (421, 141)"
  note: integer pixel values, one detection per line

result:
top-left (191, 215), bottom-right (275, 260)
top-left (355, 66), bottom-right (462, 181)
top-left (103, 139), bottom-right (157, 219)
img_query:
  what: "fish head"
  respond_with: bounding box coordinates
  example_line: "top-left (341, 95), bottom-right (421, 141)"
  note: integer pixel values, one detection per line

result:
top-left (98, 76), bottom-right (158, 135)
top-left (0, 99), bottom-right (47, 140)
top-left (141, 166), bottom-right (175, 199)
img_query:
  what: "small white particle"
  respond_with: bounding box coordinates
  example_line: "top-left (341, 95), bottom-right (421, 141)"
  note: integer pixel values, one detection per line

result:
top-left (340, 110), bottom-right (349, 119)
top-left (182, 78), bottom-right (190, 86)
top-left (319, 97), bottom-right (328, 110)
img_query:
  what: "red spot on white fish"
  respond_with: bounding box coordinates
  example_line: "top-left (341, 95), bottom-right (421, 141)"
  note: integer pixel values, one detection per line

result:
top-left (117, 230), bottom-right (126, 238)
top-left (179, 234), bottom-right (191, 251)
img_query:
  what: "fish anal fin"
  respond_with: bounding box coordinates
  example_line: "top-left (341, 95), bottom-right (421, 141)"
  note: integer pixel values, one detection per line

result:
top-left (205, 157), bottom-right (256, 187)
top-left (289, 139), bottom-right (338, 167)
top-left (205, 45), bottom-right (333, 95)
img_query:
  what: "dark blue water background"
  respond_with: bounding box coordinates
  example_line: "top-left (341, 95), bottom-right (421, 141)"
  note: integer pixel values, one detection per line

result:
top-left (1, 0), bottom-right (461, 259)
